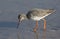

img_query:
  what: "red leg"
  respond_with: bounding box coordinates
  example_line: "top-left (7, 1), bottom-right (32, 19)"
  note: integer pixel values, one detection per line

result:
top-left (34, 21), bottom-right (38, 32)
top-left (43, 19), bottom-right (46, 31)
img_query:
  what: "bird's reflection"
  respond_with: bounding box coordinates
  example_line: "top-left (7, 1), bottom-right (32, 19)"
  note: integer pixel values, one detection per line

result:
top-left (34, 31), bottom-right (39, 39)
top-left (17, 30), bottom-right (21, 39)
top-left (42, 30), bottom-right (46, 39)
top-left (34, 30), bottom-right (46, 39)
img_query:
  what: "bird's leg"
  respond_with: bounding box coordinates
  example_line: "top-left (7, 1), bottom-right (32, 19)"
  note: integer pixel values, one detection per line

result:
top-left (34, 21), bottom-right (38, 32)
top-left (43, 19), bottom-right (46, 31)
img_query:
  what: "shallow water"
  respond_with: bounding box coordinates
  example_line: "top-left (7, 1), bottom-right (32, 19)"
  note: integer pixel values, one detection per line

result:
top-left (0, 0), bottom-right (60, 39)
top-left (0, 24), bottom-right (60, 39)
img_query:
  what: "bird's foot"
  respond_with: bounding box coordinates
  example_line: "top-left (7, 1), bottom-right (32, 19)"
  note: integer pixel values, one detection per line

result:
top-left (44, 29), bottom-right (46, 31)
top-left (33, 29), bottom-right (37, 32)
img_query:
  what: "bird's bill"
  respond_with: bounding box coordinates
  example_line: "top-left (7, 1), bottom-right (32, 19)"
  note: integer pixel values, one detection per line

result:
top-left (17, 21), bottom-right (20, 28)
top-left (17, 19), bottom-right (22, 29)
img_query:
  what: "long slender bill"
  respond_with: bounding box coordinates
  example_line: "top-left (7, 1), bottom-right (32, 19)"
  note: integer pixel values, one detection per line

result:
top-left (17, 21), bottom-right (20, 29)
top-left (17, 19), bottom-right (21, 29)
top-left (17, 19), bottom-right (22, 29)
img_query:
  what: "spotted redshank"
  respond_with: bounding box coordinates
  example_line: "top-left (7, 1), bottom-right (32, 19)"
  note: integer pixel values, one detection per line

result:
top-left (17, 8), bottom-right (56, 32)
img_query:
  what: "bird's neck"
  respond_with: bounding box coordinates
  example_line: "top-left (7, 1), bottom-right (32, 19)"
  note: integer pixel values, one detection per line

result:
top-left (24, 15), bottom-right (29, 20)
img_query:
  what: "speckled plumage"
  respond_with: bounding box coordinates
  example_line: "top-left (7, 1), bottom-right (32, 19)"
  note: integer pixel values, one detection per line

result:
top-left (17, 8), bottom-right (56, 29)
top-left (26, 8), bottom-right (56, 20)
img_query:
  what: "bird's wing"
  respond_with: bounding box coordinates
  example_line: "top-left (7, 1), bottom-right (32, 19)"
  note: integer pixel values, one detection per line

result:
top-left (29, 9), bottom-right (47, 17)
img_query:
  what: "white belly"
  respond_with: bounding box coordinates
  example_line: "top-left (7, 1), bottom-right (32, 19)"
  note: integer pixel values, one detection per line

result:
top-left (31, 13), bottom-right (51, 21)
top-left (31, 17), bottom-right (41, 21)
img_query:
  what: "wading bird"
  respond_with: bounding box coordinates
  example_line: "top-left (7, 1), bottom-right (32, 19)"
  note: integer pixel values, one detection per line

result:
top-left (17, 8), bottom-right (56, 32)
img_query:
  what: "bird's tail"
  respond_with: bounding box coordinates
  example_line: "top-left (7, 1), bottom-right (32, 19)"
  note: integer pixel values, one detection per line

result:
top-left (47, 9), bottom-right (56, 13)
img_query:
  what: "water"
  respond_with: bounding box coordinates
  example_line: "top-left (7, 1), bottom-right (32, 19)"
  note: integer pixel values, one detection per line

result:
top-left (0, 0), bottom-right (60, 39)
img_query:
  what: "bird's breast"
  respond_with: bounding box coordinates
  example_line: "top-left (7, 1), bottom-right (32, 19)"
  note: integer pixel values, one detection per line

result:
top-left (31, 16), bottom-right (41, 21)
top-left (31, 13), bottom-right (51, 21)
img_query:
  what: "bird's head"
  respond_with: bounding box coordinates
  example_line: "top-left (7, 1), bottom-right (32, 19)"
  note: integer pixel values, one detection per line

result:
top-left (18, 14), bottom-right (26, 22)
top-left (17, 14), bottom-right (26, 28)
